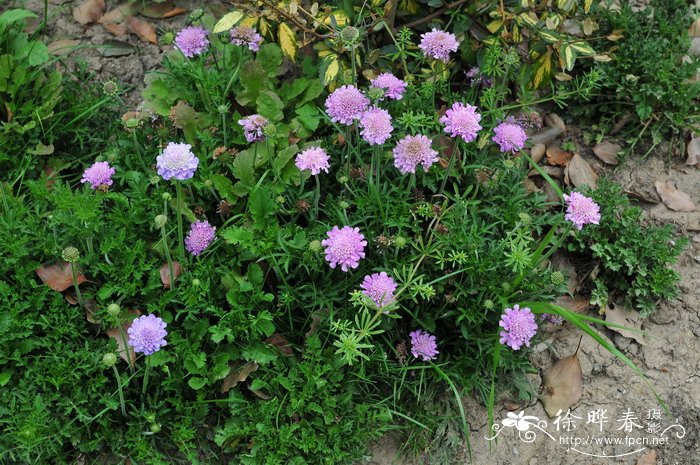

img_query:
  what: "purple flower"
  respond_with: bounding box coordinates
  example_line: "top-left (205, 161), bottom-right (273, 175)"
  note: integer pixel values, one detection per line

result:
top-left (359, 107), bottom-right (394, 145)
top-left (492, 121), bottom-right (528, 154)
top-left (127, 314), bottom-right (167, 355)
top-left (409, 329), bottom-right (439, 361)
top-left (440, 102), bottom-right (482, 143)
top-left (370, 73), bottom-right (407, 100)
top-left (230, 25), bottom-right (263, 52)
top-left (81, 161), bottom-right (115, 190)
top-left (322, 226), bottom-right (367, 272)
top-left (360, 272), bottom-right (397, 308)
top-left (499, 304), bottom-right (538, 350)
top-left (465, 67), bottom-right (493, 87)
top-left (325, 85), bottom-right (370, 125)
top-left (157, 142), bottom-right (199, 181)
top-left (185, 220), bottom-right (216, 256)
top-left (563, 192), bottom-right (601, 230)
top-left (541, 313), bottom-right (565, 325)
top-left (418, 29), bottom-right (460, 62)
top-left (175, 26), bottom-right (210, 58)
top-left (392, 135), bottom-right (439, 174)
top-left (295, 146), bottom-right (330, 175)
top-left (238, 114), bottom-right (269, 143)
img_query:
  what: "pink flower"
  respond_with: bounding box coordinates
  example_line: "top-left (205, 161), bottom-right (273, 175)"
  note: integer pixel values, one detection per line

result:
top-left (295, 147), bottom-right (330, 175)
top-left (492, 121), bottom-right (527, 153)
top-left (440, 102), bottom-right (482, 143)
top-left (230, 26), bottom-right (263, 52)
top-left (409, 329), bottom-right (439, 361)
top-left (499, 304), bottom-right (538, 350)
top-left (325, 85), bottom-right (369, 125)
top-left (128, 314), bottom-right (168, 355)
top-left (81, 161), bottom-right (115, 189)
top-left (359, 107), bottom-right (394, 145)
top-left (322, 226), bottom-right (367, 272)
top-left (157, 143), bottom-right (199, 181)
top-left (563, 192), bottom-right (601, 230)
top-left (185, 220), bottom-right (216, 256)
top-left (418, 29), bottom-right (459, 62)
top-left (175, 26), bottom-right (210, 58)
top-left (370, 73), bottom-right (407, 100)
top-left (392, 135), bottom-right (438, 174)
top-left (360, 272), bottom-right (397, 308)
top-left (239, 114), bottom-right (269, 143)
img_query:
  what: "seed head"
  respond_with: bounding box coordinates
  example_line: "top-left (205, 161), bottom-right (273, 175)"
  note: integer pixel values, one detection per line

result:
top-left (155, 215), bottom-right (168, 229)
top-left (102, 353), bottom-right (117, 367)
top-left (62, 247), bottom-right (80, 263)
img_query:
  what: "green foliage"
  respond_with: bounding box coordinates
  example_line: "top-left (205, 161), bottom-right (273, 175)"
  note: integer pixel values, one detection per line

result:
top-left (567, 179), bottom-right (687, 315)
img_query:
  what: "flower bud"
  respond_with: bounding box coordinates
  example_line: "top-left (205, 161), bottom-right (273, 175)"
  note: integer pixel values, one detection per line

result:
top-left (102, 352), bottom-right (117, 367)
top-left (102, 80), bottom-right (119, 97)
top-left (339, 200), bottom-right (350, 210)
top-left (367, 87), bottom-right (385, 101)
top-left (191, 278), bottom-right (201, 287)
top-left (204, 179), bottom-right (213, 187)
top-left (550, 271), bottom-right (566, 286)
top-left (155, 215), bottom-right (168, 229)
top-left (162, 192), bottom-right (172, 201)
top-left (309, 240), bottom-right (322, 253)
top-left (150, 423), bottom-right (161, 433)
top-left (393, 235), bottom-right (407, 249)
top-left (160, 31), bottom-right (175, 45)
top-left (107, 303), bottom-right (121, 317)
top-left (62, 247), bottom-right (80, 263)
top-left (189, 8), bottom-right (204, 21)
top-left (484, 299), bottom-right (494, 310)
top-left (339, 26), bottom-right (360, 45)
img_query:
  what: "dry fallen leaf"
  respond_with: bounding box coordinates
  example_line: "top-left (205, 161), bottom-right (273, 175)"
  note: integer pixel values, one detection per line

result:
top-left (554, 295), bottom-right (590, 313)
top-left (592, 141), bottom-right (621, 165)
top-left (528, 165), bottom-right (564, 179)
top-left (545, 113), bottom-right (566, 132)
top-left (540, 340), bottom-right (584, 417)
top-left (221, 361), bottom-right (259, 393)
top-left (99, 2), bottom-right (140, 24)
top-left (36, 262), bottom-right (87, 292)
top-left (103, 22), bottom-right (127, 36)
top-left (106, 309), bottom-right (141, 364)
top-left (125, 16), bottom-right (157, 44)
top-left (654, 180), bottom-right (697, 212)
top-left (265, 334), bottom-right (294, 356)
top-left (564, 154), bottom-right (598, 188)
top-left (141, 1), bottom-right (187, 19)
top-left (159, 261), bottom-right (182, 289)
top-left (545, 146), bottom-right (573, 167)
top-left (248, 382), bottom-right (274, 400)
top-left (48, 39), bottom-right (80, 56)
top-left (524, 177), bottom-right (541, 194)
top-left (530, 143), bottom-right (546, 163)
top-left (604, 303), bottom-right (646, 345)
top-left (686, 137), bottom-right (700, 167)
top-left (636, 449), bottom-right (657, 465)
top-left (530, 127), bottom-right (564, 145)
top-left (73, 0), bottom-right (105, 24)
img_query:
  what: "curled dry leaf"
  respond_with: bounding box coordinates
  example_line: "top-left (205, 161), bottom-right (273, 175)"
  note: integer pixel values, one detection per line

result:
top-left (686, 137), bottom-right (700, 167)
top-left (545, 146), bottom-right (574, 167)
top-left (106, 309), bottom-right (141, 364)
top-left (528, 165), bottom-right (564, 179)
top-left (524, 177), bottom-right (541, 194)
top-left (592, 141), bottom-right (621, 165)
top-left (248, 382), bottom-right (274, 400)
top-left (564, 153), bottom-right (598, 188)
top-left (36, 262), bottom-right (87, 292)
top-left (73, 0), bottom-right (105, 24)
top-left (604, 303), bottom-right (646, 345)
top-left (98, 3), bottom-right (141, 24)
top-left (554, 295), bottom-right (590, 313)
top-left (530, 126), bottom-right (564, 145)
top-left (141, 1), bottom-right (187, 19)
top-left (160, 261), bottom-right (183, 289)
top-left (103, 23), bottom-right (127, 36)
top-left (530, 143), bottom-right (546, 163)
top-left (48, 39), bottom-right (80, 56)
top-left (545, 113), bottom-right (566, 133)
top-left (221, 361), bottom-right (258, 393)
top-left (264, 334), bottom-right (293, 356)
top-left (636, 449), bottom-right (657, 465)
top-left (540, 340), bottom-right (584, 418)
top-left (654, 180), bottom-right (697, 212)
top-left (125, 16), bottom-right (157, 44)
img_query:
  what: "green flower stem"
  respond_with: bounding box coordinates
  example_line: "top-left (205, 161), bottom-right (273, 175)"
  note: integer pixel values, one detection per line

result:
top-left (314, 175), bottom-right (321, 221)
top-left (175, 183), bottom-right (185, 261)
top-left (438, 142), bottom-right (458, 195)
top-left (70, 262), bottom-right (83, 307)
top-left (112, 365), bottom-right (127, 416)
top-left (161, 225), bottom-right (175, 289)
top-left (141, 356), bottom-right (151, 397)
top-left (223, 51), bottom-right (244, 98)
top-left (222, 113), bottom-right (228, 147)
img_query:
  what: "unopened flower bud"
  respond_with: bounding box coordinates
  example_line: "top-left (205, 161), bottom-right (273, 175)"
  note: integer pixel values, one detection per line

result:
top-left (162, 192), bottom-right (172, 201)
top-left (518, 213), bottom-right (531, 225)
top-left (192, 278), bottom-right (201, 287)
top-left (276, 196), bottom-right (286, 205)
top-left (309, 240), bottom-right (322, 253)
top-left (339, 200), bottom-right (350, 210)
top-left (189, 8), bottom-right (204, 21)
top-left (394, 235), bottom-right (407, 249)
top-left (217, 104), bottom-right (228, 115)
top-left (107, 303), bottom-right (121, 317)
top-left (484, 299), bottom-right (494, 310)
top-left (160, 31), bottom-right (175, 45)
top-left (550, 271), bottom-right (566, 286)
top-left (150, 423), bottom-right (161, 433)
top-left (367, 87), bottom-right (385, 101)
top-left (62, 247), bottom-right (80, 263)
top-left (102, 80), bottom-right (119, 97)
top-left (102, 352), bottom-right (117, 367)
top-left (339, 26), bottom-right (360, 45)
top-left (155, 215), bottom-right (168, 229)
top-left (262, 123), bottom-right (277, 137)
top-left (204, 179), bottom-right (213, 187)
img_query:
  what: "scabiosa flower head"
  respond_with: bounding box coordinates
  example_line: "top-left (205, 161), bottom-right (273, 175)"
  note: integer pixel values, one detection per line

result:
top-left (325, 85), bottom-right (370, 125)
top-left (370, 73), bottom-right (407, 100)
top-left (409, 329), bottom-right (439, 361)
top-left (322, 226), bottom-right (367, 272)
top-left (541, 313), bottom-right (565, 325)
top-left (175, 26), bottom-right (210, 58)
top-left (440, 102), bottom-right (482, 143)
top-left (359, 107), bottom-right (394, 145)
top-left (418, 29), bottom-right (460, 62)
top-left (185, 220), bottom-right (216, 256)
top-left (238, 114), bottom-right (269, 143)
top-left (295, 146), bottom-right (330, 175)
top-left (157, 142), bottom-right (199, 180)
top-left (563, 192), bottom-right (601, 230)
top-left (81, 161), bottom-right (115, 189)
top-left (392, 135), bottom-right (439, 174)
top-left (492, 121), bottom-right (528, 153)
top-left (230, 25), bottom-right (263, 52)
top-left (127, 314), bottom-right (168, 355)
top-left (360, 272), bottom-right (397, 308)
top-left (499, 304), bottom-right (538, 350)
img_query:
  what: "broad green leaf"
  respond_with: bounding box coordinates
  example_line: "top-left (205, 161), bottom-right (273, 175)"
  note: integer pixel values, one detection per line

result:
top-left (238, 61), bottom-right (268, 105)
top-left (211, 174), bottom-right (237, 202)
top-left (232, 148), bottom-right (256, 187)
top-left (321, 54), bottom-right (340, 86)
top-left (559, 43), bottom-right (576, 71)
top-left (539, 29), bottom-right (560, 43)
top-left (256, 43), bottom-right (282, 77)
top-left (221, 226), bottom-right (254, 246)
top-left (569, 41), bottom-right (596, 55)
top-left (188, 377), bottom-right (208, 390)
top-left (272, 144), bottom-right (298, 174)
top-left (278, 22), bottom-right (297, 61)
top-left (0, 9), bottom-right (36, 27)
top-left (256, 90), bottom-right (284, 122)
top-left (213, 11), bottom-right (244, 33)
top-left (531, 51), bottom-right (553, 89)
top-left (248, 187), bottom-right (276, 228)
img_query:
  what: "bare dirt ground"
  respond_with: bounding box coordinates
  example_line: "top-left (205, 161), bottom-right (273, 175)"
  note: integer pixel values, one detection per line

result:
top-left (14, 1), bottom-right (700, 464)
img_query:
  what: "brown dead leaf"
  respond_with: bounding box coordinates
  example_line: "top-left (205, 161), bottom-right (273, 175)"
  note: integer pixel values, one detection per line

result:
top-left (265, 334), bottom-right (293, 356)
top-left (604, 303), bottom-right (646, 345)
top-left (221, 361), bottom-right (259, 393)
top-left (36, 262), bottom-right (87, 292)
top-left (524, 177), bottom-right (541, 194)
top-left (141, 1), bottom-right (187, 18)
top-left (686, 137), bottom-right (700, 167)
top-left (125, 16), bottom-right (157, 44)
top-left (636, 449), bottom-right (657, 465)
top-left (540, 340), bottom-right (584, 417)
top-left (564, 154), bottom-right (598, 188)
top-left (73, 0), bottom-right (105, 24)
top-left (545, 146), bottom-right (573, 167)
top-left (159, 261), bottom-right (182, 289)
top-left (530, 143), bottom-right (546, 164)
top-left (106, 309), bottom-right (141, 364)
top-left (545, 113), bottom-right (566, 132)
top-left (528, 165), bottom-right (564, 179)
top-left (654, 180), bottom-right (697, 212)
top-left (434, 134), bottom-right (459, 165)
top-left (554, 295), bottom-right (589, 313)
top-left (99, 3), bottom-right (140, 24)
top-left (248, 382), bottom-right (273, 400)
top-left (103, 22), bottom-right (127, 36)
top-left (84, 298), bottom-right (100, 324)
top-left (48, 39), bottom-right (80, 56)
top-left (503, 400), bottom-right (522, 411)
top-left (305, 311), bottom-right (323, 338)
top-left (592, 141), bottom-right (621, 165)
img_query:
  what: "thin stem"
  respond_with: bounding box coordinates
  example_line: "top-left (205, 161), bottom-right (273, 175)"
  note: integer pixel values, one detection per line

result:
top-left (314, 175), bottom-right (321, 221)
top-left (175, 183), bottom-right (185, 261)
top-left (141, 356), bottom-right (152, 397)
top-left (70, 262), bottom-right (83, 307)
top-left (161, 226), bottom-right (175, 289)
top-left (222, 112), bottom-right (228, 148)
top-left (112, 365), bottom-right (127, 416)
top-left (439, 144), bottom-right (458, 195)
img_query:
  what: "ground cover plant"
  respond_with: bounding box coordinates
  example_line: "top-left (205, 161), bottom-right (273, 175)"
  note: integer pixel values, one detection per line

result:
top-left (0, 1), bottom-right (692, 464)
